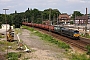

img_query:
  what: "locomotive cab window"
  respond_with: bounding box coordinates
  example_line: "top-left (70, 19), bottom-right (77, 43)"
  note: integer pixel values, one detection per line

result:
top-left (74, 31), bottom-right (79, 34)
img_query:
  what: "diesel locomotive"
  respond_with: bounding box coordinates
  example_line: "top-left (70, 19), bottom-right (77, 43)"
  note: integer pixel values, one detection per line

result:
top-left (54, 26), bottom-right (79, 39)
top-left (22, 22), bottom-right (80, 40)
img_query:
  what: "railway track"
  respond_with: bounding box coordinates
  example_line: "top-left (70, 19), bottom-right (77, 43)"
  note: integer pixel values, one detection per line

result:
top-left (33, 27), bottom-right (90, 52)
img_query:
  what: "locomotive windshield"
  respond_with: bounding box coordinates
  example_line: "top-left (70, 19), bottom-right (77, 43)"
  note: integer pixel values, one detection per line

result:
top-left (74, 30), bottom-right (79, 34)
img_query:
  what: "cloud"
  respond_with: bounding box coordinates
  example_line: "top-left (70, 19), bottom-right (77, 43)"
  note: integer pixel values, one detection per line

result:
top-left (66, 0), bottom-right (90, 3)
top-left (0, 0), bottom-right (90, 14)
top-left (0, 0), bottom-right (11, 2)
top-left (66, 0), bottom-right (81, 3)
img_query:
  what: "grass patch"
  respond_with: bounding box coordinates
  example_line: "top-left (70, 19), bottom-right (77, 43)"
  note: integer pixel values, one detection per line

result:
top-left (7, 52), bottom-right (21, 60)
top-left (22, 26), bottom-right (70, 50)
top-left (0, 40), bottom-right (18, 51)
top-left (70, 53), bottom-right (90, 60)
top-left (0, 34), bottom-right (4, 38)
top-left (0, 40), bottom-right (13, 51)
top-left (23, 57), bottom-right (30, 60)
top-left (15, 28), bottom-right (22, 34)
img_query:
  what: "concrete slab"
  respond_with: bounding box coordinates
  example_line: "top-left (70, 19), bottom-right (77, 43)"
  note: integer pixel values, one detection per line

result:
top-left (0, 29), bottom-right (6, 34)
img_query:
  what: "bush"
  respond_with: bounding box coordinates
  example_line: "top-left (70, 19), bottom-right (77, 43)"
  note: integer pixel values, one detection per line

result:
top-left (86, 45), bottom-right (90, 56)
top-left (80, 33), bottom-right (90, 38)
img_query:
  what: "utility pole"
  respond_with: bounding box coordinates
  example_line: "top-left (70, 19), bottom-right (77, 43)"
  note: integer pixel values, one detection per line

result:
top-left (32, 13), bottom-right (34, 28)
top-left (41, 12), bottom-right (43, 24)
top-left (49, 8), bottom-right (51, 25)
top-left (85, 8), bottom-right (88, 36)
top-left (27, 18), bottom-right (28, 23)
top-left (3, 8), bottom-right (9, 55)
top-left (53, 14), bottom-right (55, 25)
top-left (75, 13), bottom-right (76, 28)
top-left (57, 13), bottom-right (58, 25)
top-left (49, 8), bottom-right (51, 33)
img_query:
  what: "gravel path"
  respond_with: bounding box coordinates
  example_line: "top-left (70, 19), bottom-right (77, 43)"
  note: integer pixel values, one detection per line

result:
top-left (19, 29), bottom-right (69, 60)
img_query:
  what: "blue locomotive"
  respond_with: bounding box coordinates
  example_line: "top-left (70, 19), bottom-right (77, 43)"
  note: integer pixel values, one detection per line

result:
top-left (54, 26), bottom-right (80, 39)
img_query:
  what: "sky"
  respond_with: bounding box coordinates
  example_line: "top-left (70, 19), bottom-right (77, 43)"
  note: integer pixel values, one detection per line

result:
top-left (0, 0), bottom-right (90, 14)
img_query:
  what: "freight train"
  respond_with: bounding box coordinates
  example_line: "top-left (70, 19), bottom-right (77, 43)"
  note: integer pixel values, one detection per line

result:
top-left (22, 22), bottom-right (80, 40)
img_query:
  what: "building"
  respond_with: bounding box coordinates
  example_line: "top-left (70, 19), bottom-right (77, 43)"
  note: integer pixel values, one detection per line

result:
top-left (75, 15), bottom-right (90, 25)
top-left (1, 24), bottom-right (10, 30)
top-left (58, 13), bottom-right (70, 24)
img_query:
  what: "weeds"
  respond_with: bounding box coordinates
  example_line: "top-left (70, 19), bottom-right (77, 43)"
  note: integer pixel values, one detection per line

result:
top-left (7, 52), bottom-right (20, 60)
top-left (86, 45), bottom-right (90, 57)
top-left (0, 40), bottom-right (18, 51)
top-left (80, 33), bottom-right (90, 38)
top-left (0, 34), bottom-right (4, 38)
top-left (70, 53), bottom-right (90, 60)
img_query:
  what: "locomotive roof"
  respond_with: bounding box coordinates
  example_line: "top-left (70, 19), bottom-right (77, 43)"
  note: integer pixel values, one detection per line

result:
top-left (62, 27), bottom-right (79, 32)
top-left (70, 29), bottom-right (79, 32)
top-left (54, 26), bottom-right (79, 32)
top-left (54, 25), bottom-right (64, 28)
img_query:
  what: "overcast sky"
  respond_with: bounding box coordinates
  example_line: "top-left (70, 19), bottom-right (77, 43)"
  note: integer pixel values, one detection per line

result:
top-left (0, 0), bottom-right (90, 14)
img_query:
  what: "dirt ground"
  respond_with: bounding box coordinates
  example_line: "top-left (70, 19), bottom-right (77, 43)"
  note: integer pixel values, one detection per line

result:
top-left (19, 29), bottom-right (69, 60)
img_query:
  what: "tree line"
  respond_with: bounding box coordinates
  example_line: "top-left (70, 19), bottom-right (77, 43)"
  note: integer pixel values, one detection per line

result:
top-left (0, 8), bottom-right (84, 28)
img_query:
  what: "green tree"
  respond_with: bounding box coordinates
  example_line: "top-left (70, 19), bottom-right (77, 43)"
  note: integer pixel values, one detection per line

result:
top-left (0, 8), bottom-right (61, 26)
top-left (25, 8), bottom-right (31, 22)
top-left (25, 8), bottom-right (42, 23)
top-left (7, 15), bottom-right (13, 26)
top-left (43, 9), bottom-right (60, 21)
top-left (13, 11), bottom-right (22, 28)
top-left (33, 9), bottom-right (42, 23)
top-left (0, 14), bottom-right (5, 24)
top-left (71, 11), bottom-right (83, 19)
